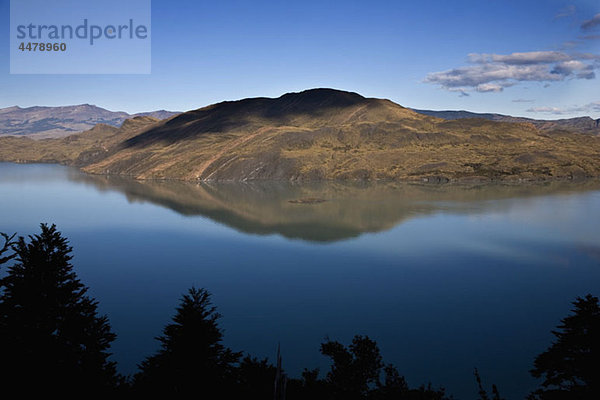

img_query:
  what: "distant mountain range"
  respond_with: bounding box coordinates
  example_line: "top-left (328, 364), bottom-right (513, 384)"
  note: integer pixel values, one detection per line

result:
top-left (412, 109), bottom-right (600, 134)
top-left (1, 89), bottom-right (599, 182)
top-left (0, 104), bottom-right (180, 138)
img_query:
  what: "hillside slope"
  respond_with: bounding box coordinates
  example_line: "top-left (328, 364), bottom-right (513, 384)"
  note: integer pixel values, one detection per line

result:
top-left (0, 116), bottom-right (159, 164)
top-left (0, 104), bottom-right (180, 138)
top-left (1, 89), bottom-right (600, 182)
top-left (412, 109), bottom-right (600, 134)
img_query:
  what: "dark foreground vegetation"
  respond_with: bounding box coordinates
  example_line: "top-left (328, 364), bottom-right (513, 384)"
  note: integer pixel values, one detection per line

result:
top-left (1, 225), bottom-right (598, 398)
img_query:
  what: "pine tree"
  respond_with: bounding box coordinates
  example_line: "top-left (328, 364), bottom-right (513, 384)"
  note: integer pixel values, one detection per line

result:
top-left (529, 294), bottom-right (600, 399)
top-left (0, 232), bottom-right (16, 267)
top-left (0, 224), bottom-right (118, 393)
top-left (134, 287), bottom-right (241, 395)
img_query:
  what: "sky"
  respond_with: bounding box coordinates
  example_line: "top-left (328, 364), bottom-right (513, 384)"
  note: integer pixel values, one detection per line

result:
top-left (0, 0), bottom-right (599, 119)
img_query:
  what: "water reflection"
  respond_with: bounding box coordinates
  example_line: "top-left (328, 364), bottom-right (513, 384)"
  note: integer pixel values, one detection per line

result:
top-left (2, 163), bottom-right (600, 399)
top-left (68, 171), bottom-right (600, 242)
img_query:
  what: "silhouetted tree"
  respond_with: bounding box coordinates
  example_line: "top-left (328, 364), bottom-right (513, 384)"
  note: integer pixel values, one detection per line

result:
top-left (134, 287), bottom-right (241, 395)
top-left (474, 368), bottom-right (503, 400)
top-left (0, 224), bottom-right (118, 393)
top-left (371, 364), bottom-right (410, 399)
top-left (315, 335), bottom-right (449, 400)
top-left (0, 232), bottom-right (16, 267)
top-left (529, 294), bottom-right (600, 399)
top-left (321, 335), bottom-right (383, 399)
top-left (288, 368), bottom-right (331, 400)
top-left (404, 384), bottom-right (450, 400)
top-left (235, 355), bottom-right (277, 399)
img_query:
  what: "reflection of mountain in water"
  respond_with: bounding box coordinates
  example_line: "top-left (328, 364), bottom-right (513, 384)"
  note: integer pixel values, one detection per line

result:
top-left (68, 171), bottom-right (600, 242)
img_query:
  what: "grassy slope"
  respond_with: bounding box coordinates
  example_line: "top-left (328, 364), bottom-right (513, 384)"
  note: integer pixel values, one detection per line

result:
top-left (0, 116), bottom-right (159, 165)
top-left (1, 89), bottom-right (599, 182)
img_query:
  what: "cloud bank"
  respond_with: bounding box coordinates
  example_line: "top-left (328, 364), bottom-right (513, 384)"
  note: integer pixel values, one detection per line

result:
top-left (512, 99), bottom-right (535, 103)
top-left (555, 5), bottom-right (576, 19)
top-left (527, 102), bottom-right (600, 115)
top-left (425, 51), bottom-right (599, 94)
top-left (581, 13), bottom-right (600, 31)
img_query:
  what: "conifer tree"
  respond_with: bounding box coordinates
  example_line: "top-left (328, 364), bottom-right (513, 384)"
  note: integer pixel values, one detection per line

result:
top-left (134, 287), bottom-right (241, 395)
top-left (529, 294), bottom-right (600, 399)
top-left (0, 232), bottom-right (15, 267)
top-left (0, 224), bottom-right (118, 393)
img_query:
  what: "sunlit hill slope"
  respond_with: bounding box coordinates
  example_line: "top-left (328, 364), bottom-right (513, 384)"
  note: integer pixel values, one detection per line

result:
top-left (1, 89), bottom-right (599, 182)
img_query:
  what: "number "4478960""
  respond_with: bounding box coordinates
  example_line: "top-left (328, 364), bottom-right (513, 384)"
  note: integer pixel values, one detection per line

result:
top-left (18, 42), bottom-right (67, 52)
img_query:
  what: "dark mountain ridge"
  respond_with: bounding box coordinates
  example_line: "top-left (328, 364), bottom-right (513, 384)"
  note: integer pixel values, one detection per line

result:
top-left (125, 89), bottom-right (376, 148)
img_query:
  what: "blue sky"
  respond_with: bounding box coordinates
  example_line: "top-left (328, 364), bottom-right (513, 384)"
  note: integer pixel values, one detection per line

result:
top-left (1, 0), bottom-right (599, 118)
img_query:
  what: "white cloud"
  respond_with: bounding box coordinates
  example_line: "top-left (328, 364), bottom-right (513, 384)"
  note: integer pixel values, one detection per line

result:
top-left (527, 107), bottom-right (571, 115)
top-left (475, 83), bottom-right (505, 92)
top-left (527, 102), bottom-right (600, 115)
top-left (555, 5), bottom-right (576, 19)
top-left (425, 51), bottom-right (599, 94)
top-left (469, 51), bottom-right (572, 65)
top-left (581, 13), bottom-right (600, 31)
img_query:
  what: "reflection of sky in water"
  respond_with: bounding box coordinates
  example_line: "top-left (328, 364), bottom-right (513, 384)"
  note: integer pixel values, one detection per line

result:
top-left (1, 162), bottom-right (600, 399)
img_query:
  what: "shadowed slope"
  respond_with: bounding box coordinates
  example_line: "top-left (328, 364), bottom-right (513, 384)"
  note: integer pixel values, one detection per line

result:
top-left (2, 88), bottom-right (600, 182)
top-left (122, 89), bottom-right (404, 148)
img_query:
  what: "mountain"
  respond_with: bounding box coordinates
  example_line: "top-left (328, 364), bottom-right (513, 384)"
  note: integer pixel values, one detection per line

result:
top-left (0, 116), bottom-right (159, 165)
top-left (1, 88), bottom-right (599, 182)
top-left (412, 109), bottom-right (600, 134)
top-left (0, 104), bottom-right (180, 139)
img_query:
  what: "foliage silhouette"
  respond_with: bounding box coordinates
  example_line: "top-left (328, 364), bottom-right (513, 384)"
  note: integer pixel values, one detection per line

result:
top-left (235, 355), bottom-right (278, 399)
top-left (370, 364), bottom-right (410, 399)
top-left (288, 368), bottom-right (331, 400)
top-left (528, 294), bottom-right (600, 400)
top-left (134, 287), bottom-right (241, 395)
top-left (0, 223), bottom-right (119, 393)
top-left (6, 225), bottom-right (597, 399)
top-left (287, 335), bottom-right (449, 400)
top-left (474, 368), bottom-right (503, 400)
top-left (320, 335), bottom-right (384, 399)
top-left (0, 232), bottom-right (16, 267)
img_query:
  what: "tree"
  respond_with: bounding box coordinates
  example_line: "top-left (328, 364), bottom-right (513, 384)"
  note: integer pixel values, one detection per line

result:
top-left (0, 232), bottom-right (16, 267)
top-left (288, 368), bottom-right (331, 400)
top-left (474, 368), bottom-right (503, 400)
top-left (235, 355), bottom-right (277, 399)
top-left (321, 335), bottom-right (384, 399)
top-left (529, 294), bottom-right (600, 400)
top-left (0, 224), bottom-right (118, 393)
top-left (316, 335), bottom-right (449, 400)
top-left (134, 287), bottom-right (241, 395)
top-left (373, 364), bottom-right (410, 398)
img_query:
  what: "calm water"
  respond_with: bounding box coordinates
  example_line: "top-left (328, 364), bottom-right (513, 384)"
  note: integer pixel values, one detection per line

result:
top-left (1, 162), bottom-right (599, 399)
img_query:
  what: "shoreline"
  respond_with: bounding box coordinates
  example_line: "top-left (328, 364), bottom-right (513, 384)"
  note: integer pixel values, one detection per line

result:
top-left (3, 160), bottom-right (600, 186)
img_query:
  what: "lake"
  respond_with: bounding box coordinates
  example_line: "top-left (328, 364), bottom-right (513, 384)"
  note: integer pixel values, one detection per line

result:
top-left (1, 162), bottom-right (599, 399)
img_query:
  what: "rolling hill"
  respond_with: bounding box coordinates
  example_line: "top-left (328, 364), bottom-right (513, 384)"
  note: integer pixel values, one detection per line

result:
top-left (412, 109), bottom-right (600, 134)
top-left (0, 104), bottom-right (180, 139)
top-left (1, 89), bottom-right (599, 182)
